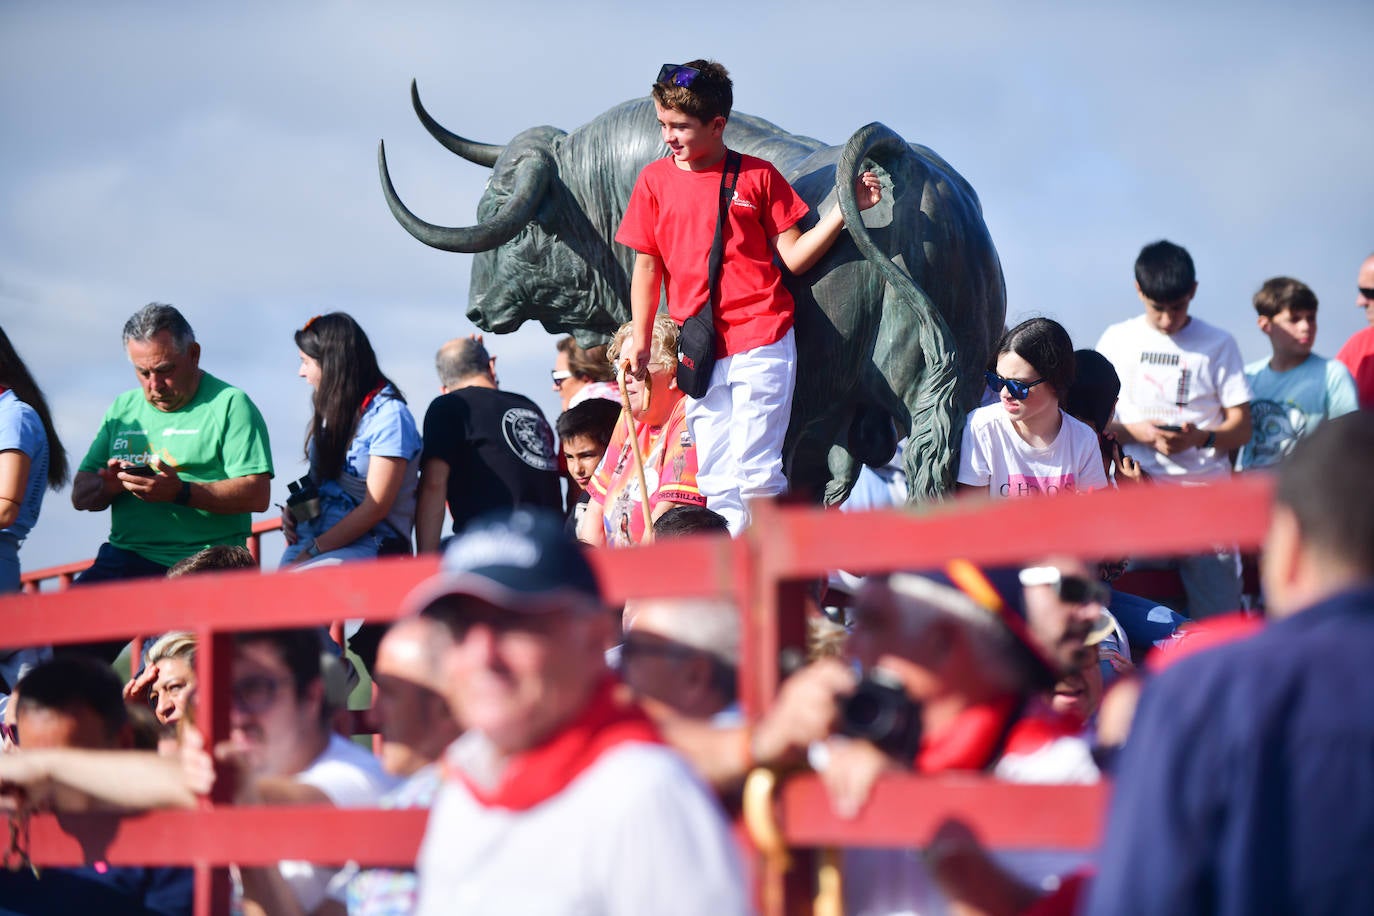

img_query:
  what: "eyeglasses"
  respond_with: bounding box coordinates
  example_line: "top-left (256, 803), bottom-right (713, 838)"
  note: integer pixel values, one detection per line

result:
top-left (231, 674), bottom-right (290, 714)
top-left (657, 64), bottom-right (701, 88)
top-left (551, 369), bottom-right (573, 389)
top-left (0, 723), bottom-right (16, 747)
top-left (619, 636), bottom-right (697, 665)
top-left (985, 370), bottom-right (1046, 401)
top-left (1359, 287), bottom-right (1374, 300)
top-left (1019, 566), bottom-right (1112, 606)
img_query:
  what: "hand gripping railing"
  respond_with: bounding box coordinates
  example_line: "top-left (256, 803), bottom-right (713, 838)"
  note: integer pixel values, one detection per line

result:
top-left (0, 475), bottom-right (1275, 916)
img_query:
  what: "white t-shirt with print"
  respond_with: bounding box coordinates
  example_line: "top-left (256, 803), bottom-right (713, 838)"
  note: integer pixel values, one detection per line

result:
top-left (958, 404), bottom-right (1108, 498)
top-left (1095, 314), bottom-right (1251, 482)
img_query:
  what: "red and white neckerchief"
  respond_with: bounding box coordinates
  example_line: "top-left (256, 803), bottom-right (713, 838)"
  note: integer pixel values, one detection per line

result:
top-left (917, 694), bottom-right (1020, 773)
top-left (446, 677), bottom-right (662, 811)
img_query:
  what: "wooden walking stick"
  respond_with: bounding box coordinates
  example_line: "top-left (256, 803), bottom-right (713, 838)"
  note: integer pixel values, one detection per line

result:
top-left (618, 363), bottom-right (655, 544)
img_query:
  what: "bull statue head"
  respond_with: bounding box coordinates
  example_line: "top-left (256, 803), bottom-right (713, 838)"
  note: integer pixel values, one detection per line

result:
top-left (379, 81), bottom-right (644, 346)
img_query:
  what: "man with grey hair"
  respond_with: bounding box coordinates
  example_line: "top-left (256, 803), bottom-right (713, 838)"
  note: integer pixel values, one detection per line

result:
top-left (620, 596), bottom-right (741, 722)
top-left (415, 336), bottom-right (559, 552)
top-left (69, 304), bottom-right (272, 618)
top-left (435, 334), bottom-right (499, 393)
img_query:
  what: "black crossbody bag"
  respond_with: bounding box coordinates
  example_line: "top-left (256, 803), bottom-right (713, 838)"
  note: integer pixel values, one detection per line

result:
top-left (676, 150), bottom-right (741, 399)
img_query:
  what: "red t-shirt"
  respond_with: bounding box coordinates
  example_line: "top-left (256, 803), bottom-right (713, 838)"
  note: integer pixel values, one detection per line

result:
top-left (1336, 325), bottom-right (1374, 410)
top-left (616, 153), bottom-right (811, 356)
top-left (587, 396), bottom-right (706, 547)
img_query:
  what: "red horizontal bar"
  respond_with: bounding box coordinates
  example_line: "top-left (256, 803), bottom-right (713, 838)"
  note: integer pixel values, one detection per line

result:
top-left (754, 474), bottom-right (1274, 579)
top-left (25, 775), bottom-right (1106, 868)
top-left (779, 773), bottom-right (1108, 850)
top-left (28, 807), bottom-right (427, 868)
top-left (0, 478), bottom-right (1272, 649)
top-left (0, 539), bottom-right (743, 649)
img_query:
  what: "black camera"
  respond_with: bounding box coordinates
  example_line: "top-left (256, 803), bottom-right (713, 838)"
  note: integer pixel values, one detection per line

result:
top-left (838, 668), bottom-right (924, 766)
top-left (285, 475), bottom-right (322, 523)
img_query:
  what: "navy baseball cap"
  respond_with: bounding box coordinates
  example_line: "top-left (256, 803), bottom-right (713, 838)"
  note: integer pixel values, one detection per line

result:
top-left (887, 560), bottom-right (1058, 691)
top-left (402, 509), bottom-right (603, 617)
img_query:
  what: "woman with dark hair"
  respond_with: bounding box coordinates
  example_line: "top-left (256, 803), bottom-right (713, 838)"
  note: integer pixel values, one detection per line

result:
top-left (281, 313), bottom-right (421, 567)
top-left (0, 326), bottom-right (68, 593)
top-left (957, 317), bottom-right (1107, 499)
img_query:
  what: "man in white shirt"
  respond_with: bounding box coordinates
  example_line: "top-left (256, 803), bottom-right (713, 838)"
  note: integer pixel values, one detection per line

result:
top-left (224, 628), bottom-right (396, 915)
top-left (1096, 240), bottom-right (1252, 618)
top-left (406, 509), bottom-right (748, 915)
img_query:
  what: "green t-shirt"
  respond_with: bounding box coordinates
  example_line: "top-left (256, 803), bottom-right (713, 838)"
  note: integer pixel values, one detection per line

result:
top-left (78, 371), bottom-right (274, 567)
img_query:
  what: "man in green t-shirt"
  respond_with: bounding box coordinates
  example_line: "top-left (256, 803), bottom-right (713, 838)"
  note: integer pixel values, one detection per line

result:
top-left (70, 304), bottom-right (273, 600)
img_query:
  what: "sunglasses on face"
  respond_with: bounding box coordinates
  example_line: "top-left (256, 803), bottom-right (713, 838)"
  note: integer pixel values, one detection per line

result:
top-left (1359, 287), bottom-right (1374, 300)
top-left (985, 370), bottom-right (1046, 401)
top-left (618, 636), bottom-right (696, 666)
top-left (550, 369), bottom-right (573, 389)
top-left (231, 674), bottom-right (290, 714)
top-left (1020, 566), bottom-right (1111, 606)
top-left (657, 64), bottom-right (701, 88)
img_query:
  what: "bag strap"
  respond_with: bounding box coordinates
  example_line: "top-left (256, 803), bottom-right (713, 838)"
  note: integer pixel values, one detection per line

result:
top-left (704, 150), bottom-right (742, 316)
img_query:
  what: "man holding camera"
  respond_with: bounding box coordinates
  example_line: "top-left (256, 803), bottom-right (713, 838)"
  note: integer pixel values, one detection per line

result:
top-left (71, 304), bottom-right (273, 592)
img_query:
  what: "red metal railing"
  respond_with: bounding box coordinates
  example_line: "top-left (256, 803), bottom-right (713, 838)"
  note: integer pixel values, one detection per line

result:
top-left (0, 476), bottom-right (1275, 915)
top-left (20, 517), bottom-right (286, 593)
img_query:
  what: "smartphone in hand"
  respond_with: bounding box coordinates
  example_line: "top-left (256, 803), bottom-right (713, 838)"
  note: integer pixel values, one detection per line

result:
top-left (121, 463), bottom-right (158, 477)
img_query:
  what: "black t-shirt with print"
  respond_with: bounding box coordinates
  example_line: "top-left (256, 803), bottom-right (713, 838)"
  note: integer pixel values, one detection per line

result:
top-left (421, 387), bottom-right (562, 533)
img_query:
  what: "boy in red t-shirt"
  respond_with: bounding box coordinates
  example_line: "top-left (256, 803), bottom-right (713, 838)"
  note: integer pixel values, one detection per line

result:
top-left (615, 59), bottom-right (881, 533)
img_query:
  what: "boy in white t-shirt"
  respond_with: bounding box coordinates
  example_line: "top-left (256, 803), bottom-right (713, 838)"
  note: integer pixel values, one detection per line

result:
top-left (1095, 241), bottom-right (1252, 618)
top-left (1236, 276), bottom-right (1357, 471)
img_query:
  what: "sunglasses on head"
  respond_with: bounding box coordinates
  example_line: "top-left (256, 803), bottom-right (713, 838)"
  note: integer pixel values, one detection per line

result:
top-left (657, 64), bottom-right (701, 88)
top-left (1020, 566), bottom-right (1112, 606)
top-left (985, 370), bottom-right (1046, 401)
top-left (550, 369), bottom-right (573, 389)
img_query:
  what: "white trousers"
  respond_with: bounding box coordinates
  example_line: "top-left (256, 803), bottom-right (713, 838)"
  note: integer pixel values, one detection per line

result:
top-left (686, 329), bottom-right (797, 534)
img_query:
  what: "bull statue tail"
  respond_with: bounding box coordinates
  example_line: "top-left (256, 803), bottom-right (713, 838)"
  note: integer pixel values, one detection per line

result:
top-left (835, 123), bottom-right (961, 502)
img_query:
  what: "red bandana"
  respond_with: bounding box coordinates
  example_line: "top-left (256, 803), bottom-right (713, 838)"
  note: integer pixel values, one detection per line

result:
top-left (448, 677), bottom-right (662, 811)
top-left (917, 695), bottom-right (1020, 773)
top-left (358, 383), bottom-right (386, 416)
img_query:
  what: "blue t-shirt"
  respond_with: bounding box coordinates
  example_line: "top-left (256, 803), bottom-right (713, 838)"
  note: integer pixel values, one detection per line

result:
top-left (316, 386), bottom-right (421, 539)
top-left (0, 389), bottom-right (49, 542)
top-left (0, 864), bottom-right (193, 916)
top-left (1236, 353), bottom-right (1358, 471)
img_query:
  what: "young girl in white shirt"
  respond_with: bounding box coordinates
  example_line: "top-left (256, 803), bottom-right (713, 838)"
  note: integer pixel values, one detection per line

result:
top-left (958, 318), bottom-right (1108, 499)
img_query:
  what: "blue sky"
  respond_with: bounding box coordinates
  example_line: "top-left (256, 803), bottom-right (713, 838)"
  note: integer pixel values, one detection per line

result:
top-left (3, 0), bottom-right (1371, 575)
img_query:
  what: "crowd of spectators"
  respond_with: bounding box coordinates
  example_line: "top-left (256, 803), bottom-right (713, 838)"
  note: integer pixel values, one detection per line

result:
top-left (0, 56), bottom-right (1372, 916)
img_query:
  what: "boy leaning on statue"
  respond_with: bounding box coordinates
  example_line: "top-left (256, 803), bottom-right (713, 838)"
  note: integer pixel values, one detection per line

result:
top-left (615, 59), bottom-right (882, 535)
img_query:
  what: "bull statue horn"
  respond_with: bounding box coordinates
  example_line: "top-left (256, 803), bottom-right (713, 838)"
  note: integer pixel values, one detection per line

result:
top-left (378, 140), bottom-right (551, 253)
top-left (411, 80), bottom-right (503, 168)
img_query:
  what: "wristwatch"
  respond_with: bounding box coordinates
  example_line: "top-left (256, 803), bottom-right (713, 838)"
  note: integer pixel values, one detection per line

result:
top-left (1203, 430), bottom-right (1217, 450)
top-left (174, 480), bottom-right (192, 505)
top-left (305, 541), bottom-right (322, 559)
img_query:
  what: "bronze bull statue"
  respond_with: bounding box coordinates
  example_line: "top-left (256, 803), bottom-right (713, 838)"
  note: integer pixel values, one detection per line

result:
top-left (379, 82), bottom-right (1005, 505)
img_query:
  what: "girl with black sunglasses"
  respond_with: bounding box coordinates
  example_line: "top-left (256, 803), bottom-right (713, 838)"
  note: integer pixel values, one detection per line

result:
top-left (956, 318), bottom-right (1109, 500)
